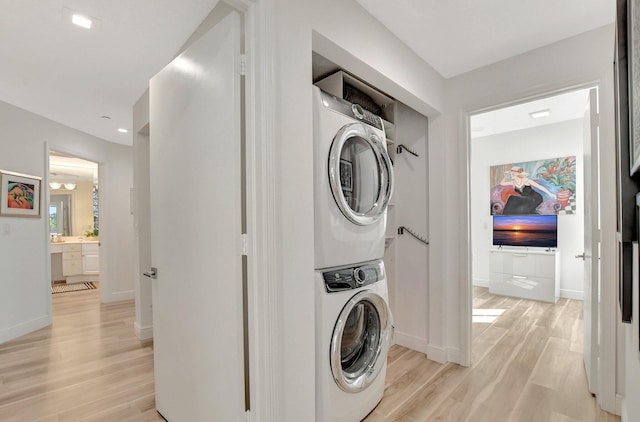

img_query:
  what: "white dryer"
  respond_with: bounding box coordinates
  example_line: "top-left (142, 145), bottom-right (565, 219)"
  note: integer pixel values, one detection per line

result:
top-left (315, 259), bottom-right (393, 422)
top-left (313, 86), bottom-right (394, 269)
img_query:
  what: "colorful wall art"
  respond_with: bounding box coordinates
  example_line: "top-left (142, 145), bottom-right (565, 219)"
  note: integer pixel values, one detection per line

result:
top-left (490, 156), bottom-right (576, 215)
top-left (0, 170), bottom-right (41, 218)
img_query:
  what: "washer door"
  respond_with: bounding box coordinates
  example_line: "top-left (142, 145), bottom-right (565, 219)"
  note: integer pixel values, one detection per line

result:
top-left (328, 123), bottom-right (394, 226)
top-left (330, 290), bottom-right (393, 393)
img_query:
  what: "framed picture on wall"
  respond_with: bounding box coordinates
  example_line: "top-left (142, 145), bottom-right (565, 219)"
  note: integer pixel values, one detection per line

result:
top-left (629, 0), bottom-right (640, 174)
top-left (0, 170), bottom-right (42, 218)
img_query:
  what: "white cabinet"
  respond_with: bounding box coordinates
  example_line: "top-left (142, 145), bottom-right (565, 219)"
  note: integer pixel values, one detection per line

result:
top-left (489, 249), bottom-right (560, 303)
top-left (62, 244), bottom-right (82, 276)
top-left (54, 241), bottom-right (100, 283)
top-left (82, 243), bottom-right (100, 274)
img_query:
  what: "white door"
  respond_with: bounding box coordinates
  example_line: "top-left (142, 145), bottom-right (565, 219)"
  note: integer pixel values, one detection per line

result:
top-left (582, 87), bottom-right (599, 394)
top-left (149, 11), bottom-right (244, 422)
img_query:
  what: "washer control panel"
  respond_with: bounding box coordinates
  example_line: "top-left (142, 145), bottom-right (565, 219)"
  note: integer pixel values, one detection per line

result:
top-left (323, 260), bottom-right (384, 293)
top-left (319, 89), bottom-right (384, 131)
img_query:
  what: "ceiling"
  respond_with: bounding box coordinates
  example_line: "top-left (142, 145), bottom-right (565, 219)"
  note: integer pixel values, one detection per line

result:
top-left (355, 0), bottom-right (615, 78)
top-left (0, 1), bottom-right (615, 147)
top-left (0, 0), bottom-right (219, 146)
top-left (470, 88), bottom-right (592, 140)
top-left (50, 152), bottom-right (98, 184)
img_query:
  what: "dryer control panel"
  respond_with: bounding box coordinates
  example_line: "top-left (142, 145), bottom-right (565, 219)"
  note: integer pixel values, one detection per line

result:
top-left (319, 89), bottom-right (384, 131)
top-left (323, 260), bottom-right (385, 293)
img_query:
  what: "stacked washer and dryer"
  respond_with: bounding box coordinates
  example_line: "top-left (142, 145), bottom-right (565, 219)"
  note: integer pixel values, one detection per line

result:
top-left (313, 84), bottom-right (395, 422)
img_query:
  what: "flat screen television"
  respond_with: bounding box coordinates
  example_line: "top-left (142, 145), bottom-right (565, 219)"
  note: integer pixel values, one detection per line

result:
top-left (493, 215), bottom-right (558, 248)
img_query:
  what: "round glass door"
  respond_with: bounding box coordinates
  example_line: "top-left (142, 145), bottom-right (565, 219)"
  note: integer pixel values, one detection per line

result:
top-left (330, 290), bottom-right (392, 393)
top-left (328, 123), bottom-right (393, 226)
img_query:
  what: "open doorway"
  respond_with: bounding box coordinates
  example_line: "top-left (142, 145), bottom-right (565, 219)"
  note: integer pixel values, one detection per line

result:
top-left (468, 87), bottom-right (594, 364)
top-left (49, 151), bottom-right (101, 295)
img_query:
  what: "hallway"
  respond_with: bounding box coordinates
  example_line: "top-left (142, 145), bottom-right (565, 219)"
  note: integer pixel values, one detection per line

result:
top-left (0, 287), bottom-right (621, 421)
top-left (0, 289), bottom-right (163, 421)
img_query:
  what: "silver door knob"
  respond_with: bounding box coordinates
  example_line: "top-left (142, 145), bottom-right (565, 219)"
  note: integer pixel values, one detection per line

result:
top-left (143, 267), bottom-right (158, 279)
top-left (575, 253), bottom-right (585, 260)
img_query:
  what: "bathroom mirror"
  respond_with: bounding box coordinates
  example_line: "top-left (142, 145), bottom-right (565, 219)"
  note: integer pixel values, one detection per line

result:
top-left (49, 152), bottom-right (99, 237)
top-left (50, 194), bottom-right (72, 236)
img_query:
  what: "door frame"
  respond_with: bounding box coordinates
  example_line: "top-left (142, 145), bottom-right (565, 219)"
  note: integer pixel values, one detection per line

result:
top-left (44, 143), bottom-right (108, 304)
top-left (132, 0), bottom-right (282, 420)
top-left (462, 78), bottom-right (618, 413)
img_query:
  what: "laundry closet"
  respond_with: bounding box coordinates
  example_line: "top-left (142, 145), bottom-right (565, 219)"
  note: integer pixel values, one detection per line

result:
top-left (312, 52), bottom-right (430, 354)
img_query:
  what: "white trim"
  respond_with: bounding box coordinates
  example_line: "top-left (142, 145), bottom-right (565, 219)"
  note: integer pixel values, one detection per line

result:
top-left (134, 322), bottom-right (153, 340)
top-left (447, 347), bottom-right (463, 365)
top-left (394, 331), bottom-right (427, 354)
top-left (426, 344), bottom-right (447, 363)
top-left (426, 344), bottom-right (463, 365)
top-left (244, 1), bottom-right (281, 421)
top-left (472, 278), bottom-right (489, 288)
top-left (596, 64), bottom-right (619, 415)
top-left (0, 315), bottom-right (51, 344)
top-left (65, 274), bottom-right (100, 284)
top-left (559, 289), bottom-right (584, 300)
top-left (110, 290), bottom-right (134, 302)
top-left (616, 393), bottom-right (623, 418)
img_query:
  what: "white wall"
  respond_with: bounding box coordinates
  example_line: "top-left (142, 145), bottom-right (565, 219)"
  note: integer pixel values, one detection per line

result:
top-left (471, 119), bottom-right (585, 299)
top-left (266, 0), bottom-right (445, 419)
top-left (0, 100), bottom-right (134, 344)
top-left (444, 23), bottom-right (618, 409)
top-left (391, 102), bottom-right (430, 352)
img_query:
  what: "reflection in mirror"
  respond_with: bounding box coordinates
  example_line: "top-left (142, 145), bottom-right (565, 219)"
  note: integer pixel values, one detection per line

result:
top-left (49, 152), bottom-right (99, 237)
top-left (50, 194), bottom-right (72, 236)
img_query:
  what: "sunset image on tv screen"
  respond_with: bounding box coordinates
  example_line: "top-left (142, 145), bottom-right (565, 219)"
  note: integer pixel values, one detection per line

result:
top-left (493, 215), bottom-right (557, 248)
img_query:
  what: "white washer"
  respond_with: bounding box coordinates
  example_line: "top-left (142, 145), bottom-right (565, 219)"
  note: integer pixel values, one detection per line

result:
top-left (313, 86), bottom-right (394, 269)
top-left (315, 260), bottom-right (393, 422)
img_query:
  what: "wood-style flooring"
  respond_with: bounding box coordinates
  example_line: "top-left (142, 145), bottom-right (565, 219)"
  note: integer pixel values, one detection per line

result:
top-left (0, 286), bottom-right (621, 421)
top-left (0, 289), bottom-right (164, 421)
top-left (364, 287), bottom-right (620, 422)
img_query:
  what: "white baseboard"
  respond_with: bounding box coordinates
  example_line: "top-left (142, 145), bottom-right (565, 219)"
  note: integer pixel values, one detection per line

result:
top-left (473, 278), bottom-right (489, 288)
top-left (560, 289), bottom-right (583, 300)
top-left (0, 315), bottom-right (51, 345)
top-left (425, 344), bottom-right (464, 365)
top-left (111, 290), bottom-right (135, 301)
top-left (394, 331), bottom-right (427, 354)
top-left (426, 344), bottom-right (447, 363)
top-left (134, 322), bottom-right (153, 340)
top-left (616, 393), bottom-right (623, 418)
top-left (447, 347), bottom-right (463, 366)
top-left (66, 275), bottom-right (100, 284)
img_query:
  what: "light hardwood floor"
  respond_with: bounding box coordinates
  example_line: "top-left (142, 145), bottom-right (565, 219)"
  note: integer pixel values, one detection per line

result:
top-left (0, 287), bottom-right (621, 421)
top-left (0, 288), bottom-right (164, 422)
top-left (364, 287), bottom-right (620, 422)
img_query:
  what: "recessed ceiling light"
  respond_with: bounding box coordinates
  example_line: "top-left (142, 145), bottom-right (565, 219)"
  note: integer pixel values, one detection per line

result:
top-left (72, 14), bottom-right (92, 29)
top-left (118, 128), bottom-right (129, 133)
top-left (529, 109), bottom-right (551, 119)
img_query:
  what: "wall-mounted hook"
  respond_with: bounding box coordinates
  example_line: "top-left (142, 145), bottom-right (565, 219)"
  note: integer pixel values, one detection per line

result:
top-left (396, 144), bottom-right (419, 157)
top-left (398, 226), bottom-right (429, 246)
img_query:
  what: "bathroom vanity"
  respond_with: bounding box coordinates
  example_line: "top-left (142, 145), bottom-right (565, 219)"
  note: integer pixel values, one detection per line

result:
top-left (51, 238), bottom-right (100, 284)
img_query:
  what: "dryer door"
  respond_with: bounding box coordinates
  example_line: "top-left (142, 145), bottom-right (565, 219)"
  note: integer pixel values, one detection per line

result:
top-left (329, 123), bottom-right (393, 226)
top-left (331, 290), bottom-right (393, 393)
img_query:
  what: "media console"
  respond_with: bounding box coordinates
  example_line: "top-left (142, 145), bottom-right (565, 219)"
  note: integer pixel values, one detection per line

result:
top-left (489, 249), bottom-right (560, 303)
